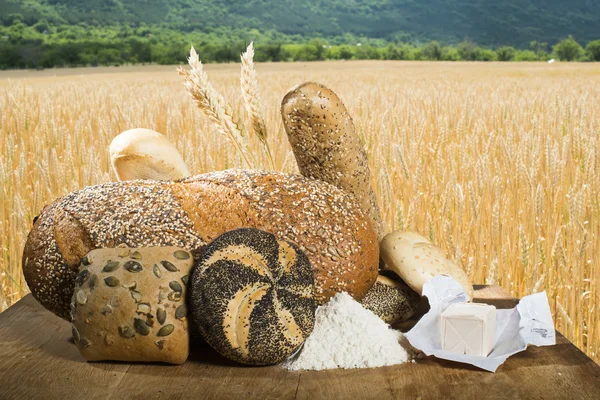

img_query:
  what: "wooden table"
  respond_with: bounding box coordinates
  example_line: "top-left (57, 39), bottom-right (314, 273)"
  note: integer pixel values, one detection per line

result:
top-left (1, 286), bottom-right (599, 400)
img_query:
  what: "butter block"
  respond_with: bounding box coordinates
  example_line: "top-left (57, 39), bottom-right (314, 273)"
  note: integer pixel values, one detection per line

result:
top-left (441, 303), bottom-right (496, 357)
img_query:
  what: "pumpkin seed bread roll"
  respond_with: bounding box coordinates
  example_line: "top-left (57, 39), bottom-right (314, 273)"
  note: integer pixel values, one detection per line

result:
top-left (71, 246), bottom-right (192, 364)
top-left (190, 228), bottom-right (315, 365)
top-left (360, 270), bottom-right (421, 325)
top-left (23, 169), bottom-right (379, 320)
top-left (281, 82), bottom-right (385, 240)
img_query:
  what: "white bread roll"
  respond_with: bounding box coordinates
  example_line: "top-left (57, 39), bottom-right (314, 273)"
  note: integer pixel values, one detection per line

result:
top-left (110, 128), bottom-right (191, 181)
top-left (380, 231), bottom-right (473, 300)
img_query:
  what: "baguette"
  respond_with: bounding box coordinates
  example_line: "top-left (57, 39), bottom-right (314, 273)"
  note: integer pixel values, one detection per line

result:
top-left (281, 82), bottom-right (385, 240)
top-left (23, 169), bottom-right (379, 320)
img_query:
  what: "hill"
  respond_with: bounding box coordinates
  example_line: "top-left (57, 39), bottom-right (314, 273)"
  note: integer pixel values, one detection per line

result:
top-left (2, 0), bottom-right (600, 47)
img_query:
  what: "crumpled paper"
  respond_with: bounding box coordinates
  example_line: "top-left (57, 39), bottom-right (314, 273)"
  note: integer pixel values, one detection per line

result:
top-left (405, 275), bottom-right (556, 372)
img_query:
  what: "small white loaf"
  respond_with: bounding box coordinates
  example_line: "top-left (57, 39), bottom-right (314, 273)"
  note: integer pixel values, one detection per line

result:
top-left (380, 231), bottom-right (473, 300)
top-left (110, 128), bottom-right (191, 181)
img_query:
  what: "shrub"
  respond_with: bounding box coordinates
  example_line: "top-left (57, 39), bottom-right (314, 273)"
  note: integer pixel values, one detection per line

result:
top-left (553, 36), bottom-right (583, 61)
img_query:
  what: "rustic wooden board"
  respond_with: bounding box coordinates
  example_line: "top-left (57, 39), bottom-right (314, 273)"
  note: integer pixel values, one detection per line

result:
top-left (1, 287), bottom-right (599, 400)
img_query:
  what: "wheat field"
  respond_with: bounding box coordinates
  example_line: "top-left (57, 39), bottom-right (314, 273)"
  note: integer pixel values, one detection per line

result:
top-left (1, 61), bottom-right (599, 363)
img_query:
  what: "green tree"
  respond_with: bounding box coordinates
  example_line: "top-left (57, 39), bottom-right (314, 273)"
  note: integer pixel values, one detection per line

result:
top-left (496, 46), bottom-right (516, 61)
top-left (585, 40), bottom-right (600, 61)
top-left (457, 41), bottom-right (477, 61)
top-left (553, 36), bottom-right (583, 61)
top-left (422, 41), bottom-right (443, 60)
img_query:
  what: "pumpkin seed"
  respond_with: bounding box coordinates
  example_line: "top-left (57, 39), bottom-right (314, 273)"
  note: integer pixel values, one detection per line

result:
top-left (122, 281), bottom-right (137, 290)
top-left (72, 325), bottom-right (81, 343)
top-left (137, 303), bottom-right (151, 314)
top-left (156, 324), bottom-right (174, 337)
top-left (88, 274), bottom-right (98, 290)
top-left (158, 290), bottom-right (167, 304)
top-left (130, 290), bottom-right (143, 303)
top-left (109, 296), bottom-right (120, 308)
top-left (169, 281), bottom-right (183, 293)
top-left (160, 260), bottom-right (178, 272)
top-left (76, 289), bottom-right (87, 305)
top-left (181, 275), bottom-right (189, 285)
top-left (146, 314), bottom-right (155, 327)
top-left (104, 334), bottom-right (115, 346)
top-left (173, 250), bottom-right (190, 260)
top-left (100, 305), bottom-right (113, 316)
top-left (81, 255), bottom-right (92, 266)
top-left (134, 318), bottom-right (150, 336)
top-left (168, 292), bottom-right (182, 302)
top-left (118, 325), bottom-right (135, 338)
top-left (155, 340), bottom-right (166, 350)
top-left (79, 337), bottom-right (91, 348)
top-left (76, 270), bottom-right (90, 286)
top-left (157, 308), bottom-right (166, 325)
top-left (153, 264), bottom-right (162, 278)
top-left (124, 261), bottom-right (143, 273)
top-left (175, 304), bottom-right (187, 320)
top-left (102, 261), bottom-right (120, 273)
top-left (104, 276), bottom-right (120, 287)
top-left (118, 249), bottom-right (130, 258)
top-left (131, 251), bottom-right (143, 260)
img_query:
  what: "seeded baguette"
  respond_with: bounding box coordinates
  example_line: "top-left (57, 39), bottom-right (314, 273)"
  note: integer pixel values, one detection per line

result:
top-left (23, 169), bottom-right (379, 320)
top-left (281, 82), bottom-right (385, 240)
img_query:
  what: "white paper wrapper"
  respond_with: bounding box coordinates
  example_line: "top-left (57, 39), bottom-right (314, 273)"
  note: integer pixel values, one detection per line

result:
top-left (405, 276), bottom-right (556, 372)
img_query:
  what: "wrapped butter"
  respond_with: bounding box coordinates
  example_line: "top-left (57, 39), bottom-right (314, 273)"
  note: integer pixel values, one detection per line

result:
top-left (405, 275), bottom-right (556, 372)
top-left (441, 303), bottom-right (496, 357)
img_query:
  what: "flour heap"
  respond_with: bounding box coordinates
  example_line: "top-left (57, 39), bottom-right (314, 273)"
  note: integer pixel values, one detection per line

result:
top-left (285, 292), bottom-right (412, 371)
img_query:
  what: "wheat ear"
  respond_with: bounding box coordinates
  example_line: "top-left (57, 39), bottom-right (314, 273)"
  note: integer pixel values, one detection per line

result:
top-left (177, 46), bottom-right (253, 168)
top-left (240, 42), bottom-right (275, 169)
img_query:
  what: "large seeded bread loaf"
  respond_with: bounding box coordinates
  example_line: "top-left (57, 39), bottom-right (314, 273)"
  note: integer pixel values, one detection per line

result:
top-left (23, 169), bottom-right (379, 320)
top-left (282, 82), bottom-right (385, 241)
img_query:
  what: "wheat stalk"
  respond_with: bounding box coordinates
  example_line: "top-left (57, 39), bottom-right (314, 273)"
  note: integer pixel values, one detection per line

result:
top-left (240, 42), bottom-right (275, 170)
top-left (177, 46), bottom-right (253, 168)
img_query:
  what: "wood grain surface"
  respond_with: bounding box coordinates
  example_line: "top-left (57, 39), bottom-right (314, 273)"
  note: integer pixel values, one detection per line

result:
top-left (1, 287), bottom-right (599, 400)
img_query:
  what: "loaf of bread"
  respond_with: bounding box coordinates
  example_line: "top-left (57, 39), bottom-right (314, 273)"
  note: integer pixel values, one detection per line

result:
top-left (71, 246), bottom-right (192, 364)
top-left (110, 128), bottom-right (191, 181)
top-left (23, 169), bottom-right (379, 320)
top-left (190, 228), bottom-right (315, 365)
top-left (380, 231), bottom-right (473, 300)
top-left (282, 82), bottom-right (385, 240)
top-left (360, 271), bottom-right (421, 324)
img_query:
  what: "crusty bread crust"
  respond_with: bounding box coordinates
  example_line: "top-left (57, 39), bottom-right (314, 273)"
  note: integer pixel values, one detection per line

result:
top-left (23, 169), bottom-right (379, 320)
top-left (281, 82), bottom-right (385, 241)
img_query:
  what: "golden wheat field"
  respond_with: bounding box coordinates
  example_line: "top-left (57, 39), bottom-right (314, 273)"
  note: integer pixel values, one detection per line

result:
top-left (1, 61), bottom-right (599, 362)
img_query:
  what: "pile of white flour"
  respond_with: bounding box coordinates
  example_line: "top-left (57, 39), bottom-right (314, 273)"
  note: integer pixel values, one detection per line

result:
top-left (285, 292), bottom-right (412, 371)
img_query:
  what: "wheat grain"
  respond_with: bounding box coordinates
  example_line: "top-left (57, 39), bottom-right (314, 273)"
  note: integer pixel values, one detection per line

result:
top-left (240, 42), bottom-right (275, 169)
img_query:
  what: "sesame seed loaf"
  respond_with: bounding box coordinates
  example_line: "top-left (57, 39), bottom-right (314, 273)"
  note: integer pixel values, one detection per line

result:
top-left (190, 228), bottom-right (316, 365)
top-left (23, 169), bottom-right (379, 320)
top-left (282, 82), bottom-right (385, 241)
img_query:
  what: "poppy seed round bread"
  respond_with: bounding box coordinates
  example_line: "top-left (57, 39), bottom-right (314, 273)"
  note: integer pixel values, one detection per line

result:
top-left (22, 169), bottom-right (379, 320)
top-left (190, 228), bottom-right (316, 365)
